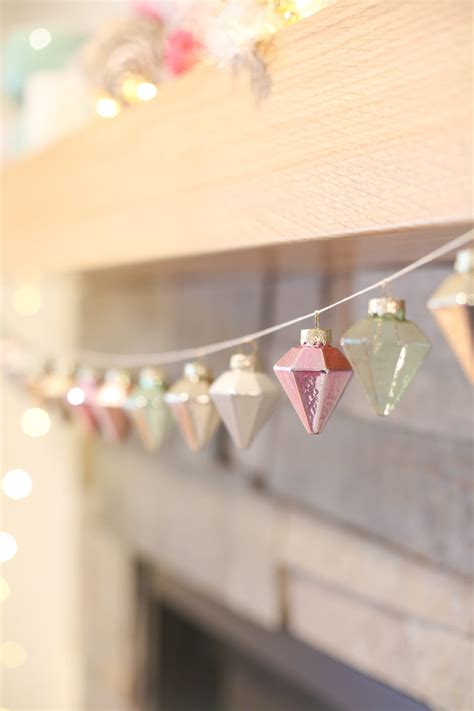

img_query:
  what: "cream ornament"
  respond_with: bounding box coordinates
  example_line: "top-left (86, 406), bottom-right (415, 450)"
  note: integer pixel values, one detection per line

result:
top-left (165, 362), bottom-right (220, 451)
top-left (427, 248), bottom-right (474, 383)
top-left (210, 352), bottom-right (279, 448)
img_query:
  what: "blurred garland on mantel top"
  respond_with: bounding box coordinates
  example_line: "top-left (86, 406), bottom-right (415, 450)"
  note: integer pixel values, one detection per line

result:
top-left (83, 0), bottom-right (337, 115)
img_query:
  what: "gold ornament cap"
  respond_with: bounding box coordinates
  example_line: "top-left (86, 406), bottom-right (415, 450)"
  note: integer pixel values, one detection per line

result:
top-left (139, 367), bottom-right (165, 388)
top-left (300, 328), bottom-right (332, 346)
top-left (454, 248), bottom-right (474, 274)
top-left (184, 361), bottom-right (212, 383)
top-left (230, 353), bottom-right (257, 372)
top-left (368, 297), bottom-right (405, 320)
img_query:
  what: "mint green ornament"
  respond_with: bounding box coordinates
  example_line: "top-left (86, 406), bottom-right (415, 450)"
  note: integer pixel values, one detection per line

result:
top-left (340, 297), bottom-right (430, 416)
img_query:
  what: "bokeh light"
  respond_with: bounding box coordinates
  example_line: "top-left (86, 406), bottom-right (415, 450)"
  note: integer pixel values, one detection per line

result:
top-left (95, 96), bottom-right (121, 118)
top-left (0, 642), bottom-right (27, 669)
top-left (29, 28), bottom-right (51, 50)
top-left (67, 386), bottom-right (85, 406)
top-left (0, 533), bottom-right (17, 563)
top-left (21, 407), bottom-right (51, 437)
top-left (136, 81), bottom-right (157, 101)
top-left (0, 578), bottom-right (10, 603)
top-left (11, 284), bottom-right (42, 316)
top-left (2, 469), bottom-right (32, 501)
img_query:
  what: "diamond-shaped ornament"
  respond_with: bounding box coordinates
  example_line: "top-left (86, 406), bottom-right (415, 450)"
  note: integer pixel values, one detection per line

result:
top-left (274, 327), bottom-right (352, 434)
top-left (427, 247), bottom-right (474, 383)
top-left (210, 352), bottom-right (279, 448)
top-left (341, 297), bottom-right (430, 416)
top-left (94, 369), bottom-right (131, 442)
top-left (29, 359), bottom-right (74, 419)
top-left (67, 367), bottom-right (101, 435)
top-left (126, 367), bottom-right (171, 451)
top-left (165, 362), bottom-right (220, 451)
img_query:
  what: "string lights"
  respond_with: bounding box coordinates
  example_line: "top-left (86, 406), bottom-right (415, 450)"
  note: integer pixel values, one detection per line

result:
top-left (1, 231), bottom-right (472, 451)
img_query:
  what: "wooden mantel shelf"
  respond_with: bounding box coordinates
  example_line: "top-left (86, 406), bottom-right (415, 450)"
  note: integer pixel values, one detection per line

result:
top-left (2, 0), bottom-right (472, 274)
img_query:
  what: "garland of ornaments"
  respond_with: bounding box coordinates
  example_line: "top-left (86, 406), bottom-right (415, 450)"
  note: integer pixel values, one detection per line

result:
top-left (3, 234), bottom-right (473, 453)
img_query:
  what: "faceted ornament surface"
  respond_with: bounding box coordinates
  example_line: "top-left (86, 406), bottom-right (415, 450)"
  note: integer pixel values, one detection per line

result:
top-left (165, 363), bottom-right (220, 452)
top-left (210, 358), bottom-right (279, 448)
top-left (341, 316), bottom-right (430, 416)
top-left (94, 369), bottom-right (131, 442)
top-left (68, 368), bottom-right (100, 435)
top-left (126, 369), bottom-right (171, 451)
top-left (428, 270), bottom-right (474, 383)
top-left (273, 345), bottom-right (352, 434)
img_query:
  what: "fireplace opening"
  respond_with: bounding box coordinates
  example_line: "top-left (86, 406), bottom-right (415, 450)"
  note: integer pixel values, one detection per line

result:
top-left (135, 566), bottom-right (431, 711)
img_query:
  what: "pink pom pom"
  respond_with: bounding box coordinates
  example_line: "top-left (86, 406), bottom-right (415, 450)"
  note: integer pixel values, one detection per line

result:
top-left (164, 30), bottom-right (200, 76)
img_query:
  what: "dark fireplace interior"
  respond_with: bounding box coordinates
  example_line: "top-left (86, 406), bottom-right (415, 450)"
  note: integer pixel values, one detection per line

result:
top-left (135, 565), bottom-right (431, 711)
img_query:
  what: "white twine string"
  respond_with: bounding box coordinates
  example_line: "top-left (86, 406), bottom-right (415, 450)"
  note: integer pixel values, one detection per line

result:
top-left (21, 230), bottom-right (473, 369)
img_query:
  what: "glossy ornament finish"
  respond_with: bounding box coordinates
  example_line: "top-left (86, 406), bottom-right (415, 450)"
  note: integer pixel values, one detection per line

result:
top-left (29, 360), bottom-right (74, 418)
top-left (94, 369), bottom-right (131, 442)
top-left (126, 368), bottom-right (171, 451)
top-left (427, 248), bottom-right (474, 383)
top-left (274, 328), bottom-right (352, 434)
top-left (341, 297), bottom-right (430, 416)
top-left (67, 367), bottom-right (101, 435)
top-left (165, 362), bottom-right (220, 451)
top-left (210, 353), bottom-right (279, 448)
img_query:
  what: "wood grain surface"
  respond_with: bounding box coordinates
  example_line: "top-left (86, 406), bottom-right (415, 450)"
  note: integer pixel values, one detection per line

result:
top-left (2, 0), bottom-right (472, 274)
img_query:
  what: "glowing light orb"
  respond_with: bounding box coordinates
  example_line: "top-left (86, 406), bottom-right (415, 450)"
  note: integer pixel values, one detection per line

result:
top-left (21, 407), bottom-right (51, 437)
top-left (29, 28), bottom-right (52, 50)
top-left (0, 578), bottom-right (10, 602)
top-left (2, 469), bottom-right (32, 500)
top-left (96, 96), bottom-right (121, 119)
top-left (11, 284), bottom-right (42, 316)
top-left (67, 386), bottom-right (86, 406)
top-left (136, 82), bottom-right (157, 101)
top-left (0, 533), bottom-right (17, 563)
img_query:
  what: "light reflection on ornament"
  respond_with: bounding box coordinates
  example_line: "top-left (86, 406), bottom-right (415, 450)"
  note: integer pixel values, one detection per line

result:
top-left (21, 407), bottom-right (50, 437)
top-left (2, 469), bottom-right (32, 500)
top-left (94, 369), bottom-right (131, 442)
top-left (67, 368), bottom-right (101, 435)
top-left (67, 386), bottom-right (86, 406)
top-left (0, 578), bottom-right (10, 602)
top-left (11, 283), bottom-right (42, 316)
top-left (0, 641), bottom-right (27, 669)
top-left (96, 95), bottom-right (121, 118)
top-left (29, 27), bottom-right (52, 50)
top-left (0, 533), bottom-right (17, 563)
top-left (274, 326), bottom-right (352, 433)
